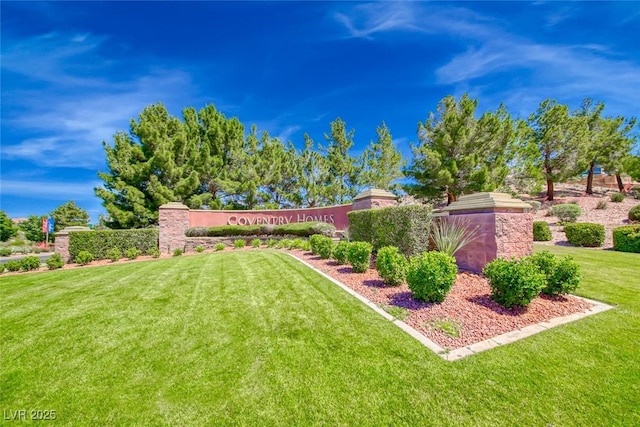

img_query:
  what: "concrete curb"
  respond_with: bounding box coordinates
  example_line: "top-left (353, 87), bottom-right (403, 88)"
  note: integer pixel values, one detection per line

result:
top-left (286, 253), bottom-right (615, 362)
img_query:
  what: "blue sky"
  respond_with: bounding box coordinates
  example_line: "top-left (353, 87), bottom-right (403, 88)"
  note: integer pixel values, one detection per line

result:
top-left (2, 1), bottom-right (639, 222)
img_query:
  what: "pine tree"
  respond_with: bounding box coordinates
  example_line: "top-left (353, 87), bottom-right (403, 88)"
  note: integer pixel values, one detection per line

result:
top-left (359, 121), bottom-right (405, 191)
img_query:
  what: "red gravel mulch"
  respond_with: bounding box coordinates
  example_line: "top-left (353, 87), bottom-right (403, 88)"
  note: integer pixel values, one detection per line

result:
top-left (289, 249), bottom-right (593, 349)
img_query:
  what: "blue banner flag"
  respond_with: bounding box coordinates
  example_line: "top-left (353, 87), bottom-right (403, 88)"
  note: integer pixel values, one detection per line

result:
top-left (48, 218), bottom-right (55, 233)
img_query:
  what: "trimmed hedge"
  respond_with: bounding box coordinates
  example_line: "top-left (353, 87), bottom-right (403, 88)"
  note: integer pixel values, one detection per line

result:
top-left (185, 221), bottom-right (335, 238)
top-left (347, 205), bottom-right (433, 256)
top-left (529, 251), bottom-right (580, 296)
top-left (564, 222), bottom-right (605, 247)
top-left (68, 228), bottom-right (158, 262)
top-left (613, 225), bottom-right (640, 253)
top-left (375, 246), bottom-right (408, 286)
top-left (533, 221), bottom-right (552, 241)
top-left (332, 241), bottom-right (351, 265)
top-left (347, 241), bottom-right (373, 273)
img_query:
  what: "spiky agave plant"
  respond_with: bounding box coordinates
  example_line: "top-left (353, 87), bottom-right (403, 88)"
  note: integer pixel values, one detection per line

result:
top-left (430, 216), bottom-right (479, 256)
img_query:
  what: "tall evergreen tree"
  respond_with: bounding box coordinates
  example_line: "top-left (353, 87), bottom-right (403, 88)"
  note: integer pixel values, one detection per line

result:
top-left (0, 210), bottom-right (17, 242)
top-left (405, 94), bottom-right (516, 204)
top-left (359, 121), bottom-right (405, 191)
top-left (50, 201), bottom-right (90, 231)
top-left (522, 99), bottom-right (590, 201)
top-left (298, 134), bottom-right (330, 207)
top-left (321, 118), bottom-right (361, 204)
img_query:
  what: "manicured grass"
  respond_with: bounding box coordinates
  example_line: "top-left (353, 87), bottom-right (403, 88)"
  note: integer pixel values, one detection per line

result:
top-left (1, 248), bottom-right (638, 425)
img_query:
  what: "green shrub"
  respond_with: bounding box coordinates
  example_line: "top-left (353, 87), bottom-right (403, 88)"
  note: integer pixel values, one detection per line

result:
top-left (332, 241), bottom-right (351, 265)
top-left (291, 238), bottom-right (308, 250)
top-left (184, 227), bottom-right (209, 237)
top-left (195, 245), bottom-right (205, 253)
top-left (76, 250), bottom-right (94, 265)
top-left (347, 205), bottom-right (433, 256)
top-left (0, 247), bottom-right (11, 257)
top-left (596, 200), bottom-right (608, 210)
top-left (46, 253), bottom-right (65, 270)
top-left (406, 251), bottom-right (457, 303)
top-left (278, 238), bottom-right (293, 249)
top-left (612, 225), bottom-right (640, 253)
top-left (173, 248), bottom-right (183, 256)
top-left (4, 260), bottom-right (22, 272)
top-left (233, 239), bottom-right (246, 249)
top-left (146, 248), bottom-right (160, 258)
top-left (629, 205), bottom-right (640, 222)
top-left (69, 228), bottom-right (158, 261)
top-left (12, 239), bottom-right (25, 246)
top-left (430, 217), bottom-right (479, 256)
top-left (533, 221), bottom-right (552, 241)
top-left (610, 192), bottom-right (625, 203)
top-left (106, 247), bottom-right (122, 262)
top-left (347, 241), bottom-right (373, 273)
top-left (266, 238), bottom-right (278, 248)
top-left (551, 204), bottom-right (582, 223)
top-left (309, 235), bottom-right (325, 255)
top-left (215, 243), bottom-right (225, 251)
top-left (316, 236), bottom-right (334, 259)
top-left (184, 222), bottom-right (336, 238)
top-left (125, 247), bottom-right (141, 260)
top-left (564, 223), bottom-right (605, 247)
top-left (375, 246), bottom-right (408, 286)
top-left (483, 257), bottom-right (546, 308)
top-left (526, 200), bottom-right (541, 213)
top-left (20, 256), bottom-right (41, 271)
top-left (529, 251), bottom-right (580, 296)
top-left (250, 239), bottom-right (261, 248)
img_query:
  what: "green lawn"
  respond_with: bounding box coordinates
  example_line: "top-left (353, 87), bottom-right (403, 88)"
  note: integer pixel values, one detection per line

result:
top-left (1, 248), bottom-right (638, 426)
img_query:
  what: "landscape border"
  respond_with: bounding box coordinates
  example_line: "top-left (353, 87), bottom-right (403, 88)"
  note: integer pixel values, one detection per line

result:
top-left (288, 253), bottom-right (614, 361)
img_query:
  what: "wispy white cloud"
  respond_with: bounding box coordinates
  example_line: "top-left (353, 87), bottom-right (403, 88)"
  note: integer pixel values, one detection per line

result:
top-left (1, 33), bottom-right (199, 169)
top-left (333, 2), bottom-right (640, 117)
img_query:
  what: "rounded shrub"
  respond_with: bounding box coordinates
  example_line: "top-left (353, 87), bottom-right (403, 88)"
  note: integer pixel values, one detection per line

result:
top-left (309, 234), bottom-right (324, 255)
top-left (316, 236), bottom-right (335, 259)
top-left (551, 204), bottom-right (582, 223)
top-left (46, 253), bottom-right (65, 270)
top-left (0, 247), bottom-right (12, 257)
top-left (215, 242), bottom-right (225, 251)
top-left (564, 222), bottom-right (605, 247)
top-left (332, 241), bottom-right (351, 265)
top-left (278, 238), bottom-right (293, 249)
top-left (233, 239), bottom-right (246, 249)
top-left (483, 257), bottom-right (546, 308)
top-left (629, 205), bottom-right (640, 222)
top-left (533, 221), bottom-right (552, 242)
top-left (375, 246), bottom-right (408, 287)
top-left (195, 245), bottom-right (205, 253)
top-left (610, 192), bottom-right (625, 203)
top-left (347, 241), bottom-right (373, 273)
top-left (20, 256), bottom-right (41, 271)
top-left (125, 248), bottom-right (141, 259)
top-left (107, 247), bottom-right (122, 262)
top-left (250, 239), bottom-right (261, 248)
top-left (291, 238), bottom-right (308, 250)
top-left (529, 251), bottom-right (580, 296)
top-left (4, 260), bottom-right (22, 272)
top-left (406, 251), bottom-right (457, 303)
top-left (612, 225), bottom-right (640, 253)
top-left (146, 248), bottom-right (160, 258)
top-left (76, 250), bottom-right (94, 265)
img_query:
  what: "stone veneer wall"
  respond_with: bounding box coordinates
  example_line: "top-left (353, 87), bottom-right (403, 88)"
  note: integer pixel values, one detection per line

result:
top-left (443, 193), bottom-right (533, 273)
top-left (54, 226), bottom-right (92, 262)
top-left (158, 202), bottom-right (190, 254)
top-left (352, 188), bottom-right (398, 210)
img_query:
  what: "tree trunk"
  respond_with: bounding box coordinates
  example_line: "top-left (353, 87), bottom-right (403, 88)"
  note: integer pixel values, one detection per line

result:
top-left (586, 161), bottom-right (595, 195)
top-left (447, 192), bottom-right (457, 205)
top-left (616, 174), bottom-right (625, 192)
top-left (546, 179), bottom-right (554, 201)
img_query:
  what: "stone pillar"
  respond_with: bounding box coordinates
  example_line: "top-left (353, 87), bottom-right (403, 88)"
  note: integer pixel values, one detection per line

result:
top-left (159, 202), bottom-right (190, 254)
top-left (54, 226), bottom-right (91, 262)
top-left (443, 193), bottom-right (533, 273)
top-left (352, 189), bottom-right (398, 211)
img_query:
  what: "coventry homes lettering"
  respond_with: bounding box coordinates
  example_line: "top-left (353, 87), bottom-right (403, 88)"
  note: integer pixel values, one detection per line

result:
top-left (227, 214), bottom-right (336, 226)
